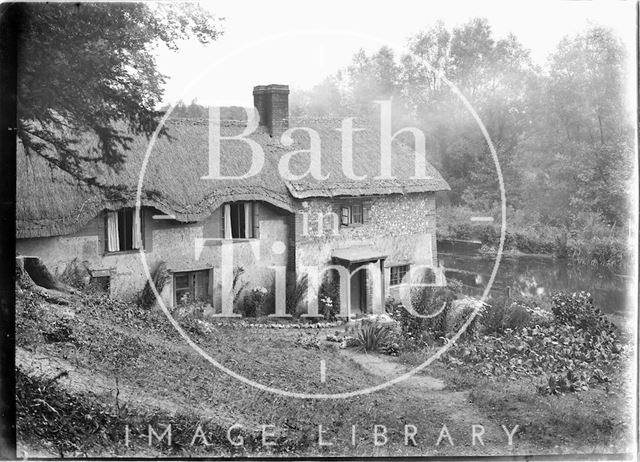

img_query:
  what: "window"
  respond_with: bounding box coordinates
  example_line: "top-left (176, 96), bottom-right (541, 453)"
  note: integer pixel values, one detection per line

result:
top-left (106, 208), bottom-right (144, 252)
top-left (390, 265), bottom-right (410, 286)
top-left (223, 202), bottom-right (259, 239)
top-left (174, 270), bottom-right (211, 306)
top-left (340, 201), bottom-right (371, 226)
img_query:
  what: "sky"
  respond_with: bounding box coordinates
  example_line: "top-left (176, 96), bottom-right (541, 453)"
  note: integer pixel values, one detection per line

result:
top-left (155, 0), bottom-right (637, 107)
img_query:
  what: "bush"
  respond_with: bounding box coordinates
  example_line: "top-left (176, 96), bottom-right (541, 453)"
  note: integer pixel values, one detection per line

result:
top-left (59, 258), bottom-right (89, 289)
top-left (138, 261), bottom-right (171, 309)
top-left (232, 267), bottom-right (248, 307)
top-left (355, 323), bottom-right (390, 353)
top-left (294, 332), bottom-right (320, 349)
top-left (286, 273), bottom-right (308, 316)
top-left (239, 286), bottom-right (269, 317)
top-left (481, 296), bottom-right (553, 335)
top-left (318, 270), bottom-right (341, 320)
top-left (388, 286), bottom-right (456, 347)
top-left (443, 322), bottom-right (624, 392)
top-left (551, 291), bottom-right (616, 334)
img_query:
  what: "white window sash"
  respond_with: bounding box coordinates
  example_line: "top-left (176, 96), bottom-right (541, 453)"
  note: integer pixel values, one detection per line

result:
top-left (244, 202), bottom-right (253, 238)
top-left (132, 208), bottom-right (142, 249)
top-left (224, 204), bottom-right (232, 239)
top-left (106, 211), bottom-right (120, 252)
top-left (341, 206), bottom-right (350, 226)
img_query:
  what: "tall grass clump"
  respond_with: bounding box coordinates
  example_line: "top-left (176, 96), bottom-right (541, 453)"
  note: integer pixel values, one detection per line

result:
top-left (355, 323), bottom-right (390, 353)
top-left (138, 261), bottom-right (171, 309)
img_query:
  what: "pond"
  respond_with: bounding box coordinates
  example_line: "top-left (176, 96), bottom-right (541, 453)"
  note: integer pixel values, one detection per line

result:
top-left (438, 241), bottom-right (633, 316)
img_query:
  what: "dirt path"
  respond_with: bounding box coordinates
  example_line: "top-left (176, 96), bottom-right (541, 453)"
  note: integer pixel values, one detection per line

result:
top-left (339, 348), bottom-right (537, 454)
top-left (342, 350), bottom-right (446, 390)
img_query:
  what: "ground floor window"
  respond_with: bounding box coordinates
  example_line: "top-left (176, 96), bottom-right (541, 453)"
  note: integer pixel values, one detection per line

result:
top-left (174, 269), bottom-right (211, 306)
top-left (390, 264), bottom-right (410, 286)
top-left (106, 207), bottom-right (144, 252)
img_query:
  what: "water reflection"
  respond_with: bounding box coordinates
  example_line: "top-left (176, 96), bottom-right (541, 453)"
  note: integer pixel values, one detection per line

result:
top-left (438, 247), bottom-right (631, 315)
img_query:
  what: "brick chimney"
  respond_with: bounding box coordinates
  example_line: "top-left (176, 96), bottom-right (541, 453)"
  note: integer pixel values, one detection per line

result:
top-left (253, 84), bottom-right (289, 137)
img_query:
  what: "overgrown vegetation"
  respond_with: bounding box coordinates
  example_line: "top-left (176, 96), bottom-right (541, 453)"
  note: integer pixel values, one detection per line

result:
top-left (285, 273), bottom-right (308, 316)
top-left (138, 261), bottom-right (171, 309)
top-left (437, 206), bottom-right (629, 269)
top-left (440, 291), bottom-right (627, 395)
top-left (354, 323), bottom-right (390, 353)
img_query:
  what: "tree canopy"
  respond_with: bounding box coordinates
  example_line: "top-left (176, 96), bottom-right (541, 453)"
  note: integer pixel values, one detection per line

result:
top-left (290, 19), bottom-right (633, 227)
top-left (17, 2), bottom-right (223, 187)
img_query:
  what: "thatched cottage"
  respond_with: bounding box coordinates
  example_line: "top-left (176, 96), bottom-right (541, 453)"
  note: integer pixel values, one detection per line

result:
top-left (16, 84), bottom-right (450, 317)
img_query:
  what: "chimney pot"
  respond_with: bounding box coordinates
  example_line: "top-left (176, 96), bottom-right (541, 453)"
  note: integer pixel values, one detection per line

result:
top-left (253, 84), bottom-right (289, 137)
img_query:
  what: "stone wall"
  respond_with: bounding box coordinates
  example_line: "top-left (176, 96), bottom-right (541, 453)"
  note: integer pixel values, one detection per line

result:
top-left (292, 192), bottom-right (439, 293)
top-left (16, 202), bottom-right (290, 310)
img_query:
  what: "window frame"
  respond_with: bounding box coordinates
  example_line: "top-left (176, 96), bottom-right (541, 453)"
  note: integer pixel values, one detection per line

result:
top-left (173, 269), bottom-right (212, 306)
top-left (105, 207), bottom-right (145, 254)
top-left (339, 200), bottom-right (371, 227)
top-left (223, 201), bottom-right (258, 240)
top-left (390, 264), bottom-right (410, 286)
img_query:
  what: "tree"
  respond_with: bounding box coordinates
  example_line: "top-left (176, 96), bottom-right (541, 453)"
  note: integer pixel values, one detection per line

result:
top-left (518, 26), bottom-right (633, 224)
top-left (17, 3), bottom-right (223, 187)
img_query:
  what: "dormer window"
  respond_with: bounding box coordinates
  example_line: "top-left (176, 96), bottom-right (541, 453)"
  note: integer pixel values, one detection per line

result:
top-left (106, 208), bottom-right (144, 252)
top-left (340, 201), bottom-right (371, 226)
top-left (223, 202), bottom-right (259, 239)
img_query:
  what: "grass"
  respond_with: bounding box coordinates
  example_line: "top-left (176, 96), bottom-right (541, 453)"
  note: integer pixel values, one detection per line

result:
top-left (16, 288), bottom-right (634, 456)
top-left (15, 290), bottom-right (504, 457)
top-left (437, 206), bottom-right (630, 270)
top-left (467, 375), bottom-right (635, 454)
top-left (393, 341), bottom-right (634, 454)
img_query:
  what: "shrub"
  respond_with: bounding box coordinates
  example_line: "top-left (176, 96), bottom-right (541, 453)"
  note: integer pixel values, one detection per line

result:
top-left (239, 286), bottom-right (269, 317)
top-left (59, 258), bottom-right (89, 289)
top-left (286, 273), bottom-right (308, 316)
top-left (480, 296), bottom-right (510, 335)
top-left (481, 296), bottom-right (553, 335)
top-left (138, 261), bottom-right (171, 309)
top-left (503, 301), bottom-right (532, 330)
top-left (388, 287), bottom-right (456, 347)
top-left (355, 323), bottom-right (390, 353)
top-left (443, 321), bottom-right (624, 392)
top-left (318, 270), bottom-right (341, 320)
top-left (294, 332), bottom-right (320, 349)
top-left (232, 267), bottom-right (248, 306)
top-left (551, 291), bottom-right (616, 334)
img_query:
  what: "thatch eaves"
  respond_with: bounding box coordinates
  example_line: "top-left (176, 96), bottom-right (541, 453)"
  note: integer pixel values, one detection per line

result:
top-left (17, 117), bottom-right (449, 239)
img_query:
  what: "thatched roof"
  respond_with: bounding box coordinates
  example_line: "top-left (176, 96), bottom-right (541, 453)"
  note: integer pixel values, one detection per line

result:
top-left (17, 117), bottom-right (449, 238)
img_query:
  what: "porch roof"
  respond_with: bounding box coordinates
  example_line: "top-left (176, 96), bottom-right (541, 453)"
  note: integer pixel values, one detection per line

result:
top-left (331, 246), bottom-right (387, 264)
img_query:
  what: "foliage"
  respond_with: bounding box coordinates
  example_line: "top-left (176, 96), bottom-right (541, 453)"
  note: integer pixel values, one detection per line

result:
top-left (443, 319), bottom-right (625, 394)
top-left (378, 329), bottom-right (402, 356)
top-left (437, 205), bottom-right (630, 269)
top-left (539, 369), bottom-right (590, 395)
top-left (232, 267), bottom-right (248, 307)
top-left (551, 291), bottom-right (617, 334)
top-left (16, 368), bottom-right (281, 456)
top-left (318, 270), bottom-right (341, 320)
top-left (293, 20), bottom-right (632, 258)
top-left (59, 258), bottom-right (89, 289)
top-left (481, 295), bottom-right (553, 335)
top-left (138, 261), bottom-right (171, 310)
top-left (354, 323), bottom-right (390, 353)
top-left (17, 3), bottom-right (223, 189)
top-left (239, 286), bottom-right (269, 318)
top-left (387, 286), bottom-right (456, 348)
top-left (294, 332), bottom-right (320, 350)
top-left (286, 273), bottom-right (309, 316)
